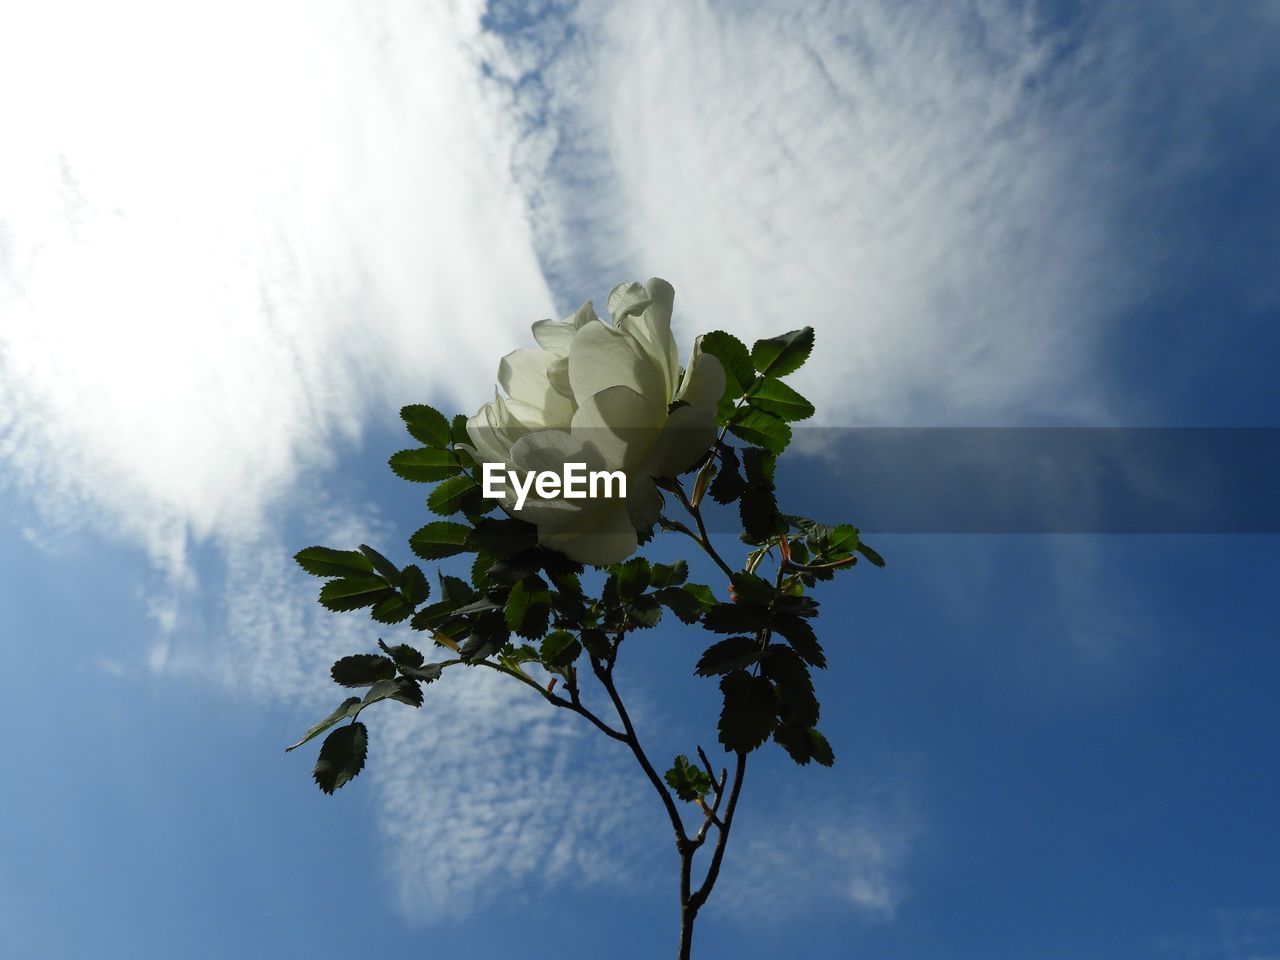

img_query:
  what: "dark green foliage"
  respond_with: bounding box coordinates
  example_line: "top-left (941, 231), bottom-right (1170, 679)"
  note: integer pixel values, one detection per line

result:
top-left (702, 603), bottom-right (768, 635)
top-left (400, 403), bottom-right (452, 447)
top-left (762, 645), bottom-right (819, 727)
top-left (427, 474), bottom-right (481, 516)
top-left (370, 593), bottom-right (414, 624)
top-left (505, 576), bottom-right (551, 639)
top-left (467, 517), bottom-right (538, 556)
top-left (699, 330), bottom-right (756, 417)
top-left (729, 408), bottom-right (791, 455)
top-left (540, 629), bottom-right (581, 668)
top-left (377, 640), bottom-right (425, 668)
top-left (769, 613), bottom-right (826, 669)
top-left (730, 571), bottom-right (773, 606)
top-left (709, 446), bottom-right (746, 505)
top-left (655, 583), bottom-right (716, 623)
top-left (409, 521), bottom-right (471, 560)
top-left (745, 377), bottom-right (815, 422)
top-left (650, 560), bottom-right (688, 589)
top-left (285, 698), bottom-right (361, 752)
top-left (665, 754), bottom-right (713, 802)
top-left (331, 654), bottom-right (396, 687)
top-left (294, 546), bottom-right (374, 579)
top-left (717, 671), bottom-right (777, 753)
top-left (750, 327), bottom-right (814, 378)
top-left (319, 577), bottom-right (395, 613)
top-left (399, 565), bottom-right (430, 605)
top-left (388, 447), bottom-right (461, 483)
top-left (313, 723), bottom-right (368, 794)
top-left (695, 636), bottom-right (763, 676)
top-left (773, 724), bottom-right (834, 766)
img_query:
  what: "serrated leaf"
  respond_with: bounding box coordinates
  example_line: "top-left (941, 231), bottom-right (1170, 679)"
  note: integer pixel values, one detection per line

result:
top-left (467, 517), bottom-right (539, 557)
top-left (504, 578), bottom-right (550, 640)
top-left (358, 544), bottom-right (401, 584)
top-left (746, 377), bottom-right (815, 422)
top-left (410, 521), bottom-right (472, 560)
top-left (770, 613), bottom-right (826, 668)
top-left (399, 661), bottom-right (445, 683)
top-left (330, 654), bottom-right (396, 687)
top-left (450, 413), bottom-right (471, 446)
top-left (540, 629), bottom-right (581, 668)
top-left (703, 603), bottom-right (768, 634)
top-left (808, 728), bottom-right (835, 766)
top-left (626, 594), bottom-right (663, 629)
top-left (655, 584), bottom-right (716, 624)
top-left (370, 593), bottom-right (414, 625)
top-left (729, 409), bottom-right (791, 455)
top-left (762, 645), bottom-right (819, 726)
top-left (856, 541), bottom-right (886, 567)
top-left (664, 754), bottom-right (713, 803)
top-left (458, 612), bottom-right (508, 663)
top-left (730, 571), bottom-right (774, 606)
top-left (750, 327), bottom-right (814, 378)
top-left (285, 697), bottom-right (361, 752)
top-left (695, 636), bottom-right (764, 676)
top-left (399, 564), bottom-right (430, 605)
top-left (294, 546), bottom-right (374, 579)
top-left (775, 724), bottom-right (834, 766)
top-left (313, 722), bottom-right (368, 794)
top-left (319, 577), bottom-right (395, 613)
top-left (650, 560), bottom-right (688, 589)
top-left (581, 628), bottom-right (611, 660)
top-left (826, 524), bottom-right (859, 555)
top-left (709, 448), bottom-right (747, 505)
top-left (614, 556), bottom-right (651, 600)
top-left (700, 330), bottom-right (755, 400)
top-left (718, 671), bottom-right (777, 753)
top-left (739, 488), bottom-right (785, 543)
top-left (358, 677), bottom-right (403, 709)
top-left (390, 676), bottom-right (424, 707)
top-left (377, 639), bottom-right (425, 668)
top-left (401, 404), bottom-right (452, 447)
top-left (427, 474), bottom-right (480, 516)
top-left (389, 447), bottom-right (461, 483)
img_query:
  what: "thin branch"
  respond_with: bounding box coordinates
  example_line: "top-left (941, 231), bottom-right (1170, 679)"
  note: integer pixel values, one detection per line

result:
top-left (591, 656), bottom-right (689, 845)
top-left (688, 750), bottom-right (748, 911)
top-left (473, 659), bottom-right (628, 742)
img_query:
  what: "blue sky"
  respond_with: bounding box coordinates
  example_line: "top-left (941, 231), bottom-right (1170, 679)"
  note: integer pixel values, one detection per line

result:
top-left (2, 1), bottom-right (1278, 958)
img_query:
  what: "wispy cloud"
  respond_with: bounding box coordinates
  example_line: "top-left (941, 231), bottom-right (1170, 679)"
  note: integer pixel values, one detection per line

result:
top-left (0, 0), bottom-right (551, 575)
top-left (713, 777), bottom-right (921, 922)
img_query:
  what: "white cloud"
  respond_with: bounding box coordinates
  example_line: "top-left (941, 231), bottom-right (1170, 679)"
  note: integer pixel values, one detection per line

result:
top-left (0, 0), bottom-right (552, 576)
top-left (713, 777), bottom-right (921, 922)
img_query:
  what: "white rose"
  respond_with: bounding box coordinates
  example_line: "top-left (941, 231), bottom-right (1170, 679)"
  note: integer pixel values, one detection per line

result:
top-left (464, 277), bottom-right (726, 565)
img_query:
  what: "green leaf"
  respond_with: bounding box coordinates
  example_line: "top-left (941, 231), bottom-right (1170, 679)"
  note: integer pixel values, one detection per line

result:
top-left (770, 613), bottom-right (826, 668)
top-left (330, 654), bottom-right (397, 687)
top-left (467, 517), bottom-right (538, 557)
top-left (358, 544), bottom-right (401, 584)
top-left (762, 645), bottom-right (819, 727)
top-left (390, 677), bottom-right (424, 708)
top-left (377, 639), bottom-right (425, 668)
top-left (313, 722), bottom-right (368, 794)
top-left (702, 603), bottom-right (768, 634)
top-left (438, 574), bottom-right (475, 606)
top-left (655, 584), bottom-right (716, 624)
top-left (729, 409), bottom-right (791, 455)
top-left (664, 754), bottom-right (713, 803)
top-left (357, 677), bottom-right (403, 711)
top-left (750, 327), bottom-right (814, 378)
top-left (827, 524), bottom-right (859, 555)
top-left (540, 629), bottom-right (581, 668)
top-left (388, 447), bottom-right (461, 483)
top-left (399, 564), bottom-right (430, 605)
top-left (773, 723), bottom-right (833, 766)
top-left (401, 404), bottom-right (452, 447)
top-left (581, 629), bottom-right (611, 660)
top-left (427, 474), bottom-right (480, 516)
top-left (504, 577), bottom-right (551, 640)
top-left (399, 662), bottom-right (445, 684)
top-left (409, 521), bottom-right (472, 560)
top-left (739, 488), bottom-right (785, 543)
top-left (718, 671), bottom-right (777, 753)
top-left (626, 594), bottom-right (663, 629)
top-left (370, 593), bottom-right (414, 625)
top-left (696, 636), bottom-right (764, 676)
top-left (450, 413), bottom-right (471, 446)
top-left (730, 571), bottom-right (774, 606)
top-left (709, 448), bottom-right (747, 505)
top-left (856, 541), bottom-right (887, 568)
top-left (294, 546), bottom-right (374, 579)
top-left (319, 577), bottom-right (395, 613)
top-left (285, 697), bottom-right (361, 752)
top-left (650, 560), bottom-right (689, 589)
top-left (614, 557), bottom-right (651, 600)
top-left (746, 377), bottom-right (815, 422)
top-left (700, 330), bottom-right (755, 400)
